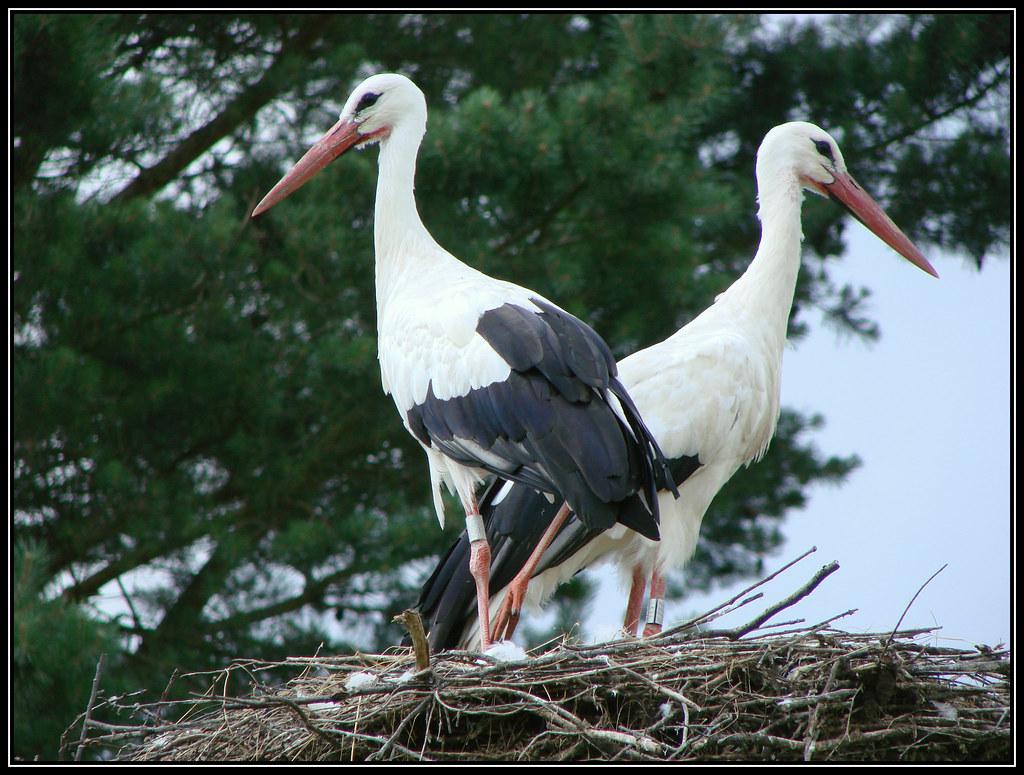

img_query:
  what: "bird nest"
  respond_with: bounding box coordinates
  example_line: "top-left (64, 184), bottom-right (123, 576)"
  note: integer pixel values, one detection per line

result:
top-left (74, 552), bottom-right (1011, 763)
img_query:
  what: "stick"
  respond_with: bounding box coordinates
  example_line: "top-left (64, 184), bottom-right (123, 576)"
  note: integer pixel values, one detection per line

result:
top-left (75, 652), bottom-right (106, 762)
top-left (706, 561), bottom-right (840, 640)
top-left (886, 564), bottom-right (947, 648)
top-left (661, 547), bottom-right (819, 636)
top-left (394, 609), bottom-right (431, 672)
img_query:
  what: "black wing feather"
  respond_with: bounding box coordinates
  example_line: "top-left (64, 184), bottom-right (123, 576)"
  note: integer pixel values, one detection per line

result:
top-left (407, 299), bottom-right (673, 537)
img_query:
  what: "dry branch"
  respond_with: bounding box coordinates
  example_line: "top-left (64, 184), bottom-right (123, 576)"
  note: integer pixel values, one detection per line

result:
top-left (73, 556), bottom-right (1010, 763)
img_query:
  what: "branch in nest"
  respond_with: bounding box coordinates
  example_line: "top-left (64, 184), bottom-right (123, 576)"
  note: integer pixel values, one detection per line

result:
top-left (84, 551), bottom-right (1010, 764)
top-left (703, 560), bottom-right (840, 639)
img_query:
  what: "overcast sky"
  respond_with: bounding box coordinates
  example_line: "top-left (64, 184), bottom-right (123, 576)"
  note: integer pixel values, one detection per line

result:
top-left (585, 228), bottom-right (1011, 649)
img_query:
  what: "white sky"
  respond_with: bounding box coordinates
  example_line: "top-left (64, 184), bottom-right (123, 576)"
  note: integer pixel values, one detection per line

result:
top-left (586, 229), bottom-right (1011, 649)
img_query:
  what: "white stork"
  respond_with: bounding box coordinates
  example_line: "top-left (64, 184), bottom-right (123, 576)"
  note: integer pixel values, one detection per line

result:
top-left (252, 73), bottom-right (675, 649)
top-left (414, 121), bottom-right (938, 650)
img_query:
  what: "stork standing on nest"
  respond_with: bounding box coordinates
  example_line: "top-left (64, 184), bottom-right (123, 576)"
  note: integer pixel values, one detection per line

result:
top-left (252, 73), bottom-right (675, 649)
top-left (414, 121), bottom-right (938, 650)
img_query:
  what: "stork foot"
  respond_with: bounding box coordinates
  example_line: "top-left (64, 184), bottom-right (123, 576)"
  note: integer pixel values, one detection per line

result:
top-left (492, 586), bottom-right (525, 642)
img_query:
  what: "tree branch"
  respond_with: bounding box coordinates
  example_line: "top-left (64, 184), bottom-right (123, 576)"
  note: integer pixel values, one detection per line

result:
top-left (861, 64), bottom-right (1009, 156)
top-left (59, 515), bottom-right (219, 603)
top-left (112, 15), bottom-right (331, 203)
top-left (206, 568), bottom-right (355, 631)
top-left (492, 178), bottom-right (588, 256)
top-left (130, 525), bottom-right (267, 662)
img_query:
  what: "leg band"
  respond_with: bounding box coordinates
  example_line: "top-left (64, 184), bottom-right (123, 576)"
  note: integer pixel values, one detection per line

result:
top-left (646, 597), bottom-right (665, 628)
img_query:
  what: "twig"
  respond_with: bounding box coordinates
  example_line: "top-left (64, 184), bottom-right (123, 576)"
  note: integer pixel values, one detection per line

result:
top-left (157, 668), bottom-right (180, 717)
top-left (885, 564), bottom-right (947, 649)
top-left (803, 658), bottom-right (841, 761)
top-left (705, 561), bottom-right (840, 639)
top-left (366, 695), bottom-right (432, 762)
top-left (75, 653), bottom-right (106, 761)
top-left (662, 547), bottom-right (818, 636)
top-left (351, 696), bottom-right (361, 761)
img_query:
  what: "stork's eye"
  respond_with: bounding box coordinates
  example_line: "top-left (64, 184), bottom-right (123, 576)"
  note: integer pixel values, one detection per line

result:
top-left (356, 92), bottom-right (381, 113)
top-left (813, 139), bottom-right (834, 161)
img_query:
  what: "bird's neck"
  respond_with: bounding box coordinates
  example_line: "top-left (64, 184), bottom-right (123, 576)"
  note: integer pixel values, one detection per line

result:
top-left (725, 177), bottom-right (805, 350)
top-left (372, 123), bottom-right (449, 308)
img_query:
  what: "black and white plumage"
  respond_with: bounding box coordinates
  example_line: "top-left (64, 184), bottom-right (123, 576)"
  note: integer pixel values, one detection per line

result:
top-left (403, 296), bottom-right (666, 540)
top-left (414, 121), bottom-right (939, 651)
top-left (252, 73), bottom-right (674, 648)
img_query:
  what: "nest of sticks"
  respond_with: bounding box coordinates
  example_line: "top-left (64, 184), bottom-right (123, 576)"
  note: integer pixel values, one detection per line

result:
top-left (77, 551), bottom-right (1010, 763)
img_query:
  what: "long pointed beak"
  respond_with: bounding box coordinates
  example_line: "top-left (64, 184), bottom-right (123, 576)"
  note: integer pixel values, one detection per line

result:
top-left (820, 171), bottom-right (939, 278)
top-left (252, 117), bottom-right (363, 218)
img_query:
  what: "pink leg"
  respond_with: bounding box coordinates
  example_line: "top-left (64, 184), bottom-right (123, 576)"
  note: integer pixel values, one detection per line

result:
top-left (468, 537), bottom-right (493, 649)
top-left (493, 503), bottom-right (572, 642)
top-left (463, 499), bottom-right (496, 649)
top-left (622, 564), bottom-right (647, 637)
top-left (642, 569), bottom-right (666, 637)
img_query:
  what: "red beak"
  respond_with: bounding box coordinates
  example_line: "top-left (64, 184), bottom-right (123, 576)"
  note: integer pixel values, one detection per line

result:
top-left (818, 171), bottom-right (939, 278)
top-left (252, 117), bottom-right (365, 218)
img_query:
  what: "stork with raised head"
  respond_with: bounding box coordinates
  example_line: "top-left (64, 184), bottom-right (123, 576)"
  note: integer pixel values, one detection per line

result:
top-left (414, 121), bottom-right (938, 650)
top-left (252, 73), bottom-right (675, 649)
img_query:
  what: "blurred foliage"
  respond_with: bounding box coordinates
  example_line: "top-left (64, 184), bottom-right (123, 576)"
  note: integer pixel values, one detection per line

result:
top-left (12, 541), bottom-right (123, 760)
top-left (11, 12), bottom-right (1009, 759)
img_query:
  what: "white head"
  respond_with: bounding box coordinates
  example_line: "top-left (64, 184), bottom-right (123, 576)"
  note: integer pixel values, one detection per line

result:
top-left (755, 121), bottom-right (937, 277)
top-left (756, 121), bottom-right (849, 201)
top-left (252, 72), bottom-right (426, 217)
top-left (338, 72), bottom-right (427, 148)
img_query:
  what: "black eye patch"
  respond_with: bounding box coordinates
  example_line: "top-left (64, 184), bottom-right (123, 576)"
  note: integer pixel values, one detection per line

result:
top-left (356, 92), bottom-right (381, 113)
top-left (813, 139), bottom-right (834, 161)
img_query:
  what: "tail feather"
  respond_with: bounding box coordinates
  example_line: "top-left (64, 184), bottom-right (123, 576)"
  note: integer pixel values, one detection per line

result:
top-left (415, 478), bottom-right (610, 651)
top-left (608, 376), bottom-right (680, 502)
